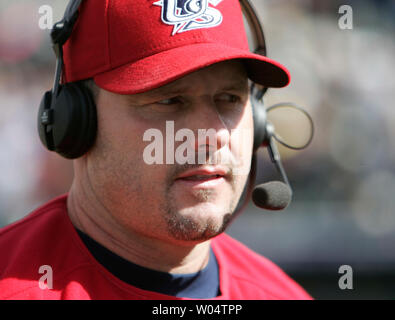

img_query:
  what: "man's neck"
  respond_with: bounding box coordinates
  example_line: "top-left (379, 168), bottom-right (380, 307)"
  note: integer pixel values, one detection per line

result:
top-left (66, 181), bottom-right (211, 274)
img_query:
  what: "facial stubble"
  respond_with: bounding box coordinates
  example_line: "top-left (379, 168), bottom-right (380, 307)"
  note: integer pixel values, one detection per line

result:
top-left (163, 168), bottom-right (239, 242)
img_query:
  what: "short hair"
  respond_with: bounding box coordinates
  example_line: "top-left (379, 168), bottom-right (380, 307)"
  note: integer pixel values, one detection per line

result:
top-left (80, 78), bottom-right (100, 103)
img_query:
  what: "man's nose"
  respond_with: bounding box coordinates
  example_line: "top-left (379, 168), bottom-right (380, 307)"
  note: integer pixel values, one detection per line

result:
top-left (192, 99), bottom-right (230, 153)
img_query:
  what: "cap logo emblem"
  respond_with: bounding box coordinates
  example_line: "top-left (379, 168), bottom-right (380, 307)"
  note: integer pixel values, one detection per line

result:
top-left (153, 0), bottom-right (223, 35)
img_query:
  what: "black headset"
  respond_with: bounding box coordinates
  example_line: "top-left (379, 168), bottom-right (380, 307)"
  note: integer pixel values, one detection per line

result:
top-left (37, 0), bottom-right (271, 159)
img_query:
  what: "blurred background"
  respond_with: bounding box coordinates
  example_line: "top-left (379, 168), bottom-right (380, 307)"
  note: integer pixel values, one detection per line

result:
top-left (0, 0), bottom-right (394, 299)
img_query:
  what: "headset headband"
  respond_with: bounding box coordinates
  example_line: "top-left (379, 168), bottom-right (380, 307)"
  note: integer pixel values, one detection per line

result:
top-left (240, 0), bottom-right (267, 56)
top-left (51, 0), bottom-right (82, 47)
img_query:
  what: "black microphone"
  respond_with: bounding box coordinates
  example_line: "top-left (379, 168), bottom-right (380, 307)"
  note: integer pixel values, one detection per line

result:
top-left (252, 128), bottom-right (293, 211)
top-left (250, 102), bottom-right (314, 211)
top-left (252, 181), bottom-right (292, 210)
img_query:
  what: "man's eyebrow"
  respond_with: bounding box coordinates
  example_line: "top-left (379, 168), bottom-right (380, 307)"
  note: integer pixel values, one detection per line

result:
top-left (133, 82), bottom-right (190, 99)
top-left (166, 79), bottom-right (248, 93)
top-left (151, 85), bottom-right (190, 96)
top-left (220, 79), bottom-right (249, 92)
top-left (122, 84), bottom-right (187, 103)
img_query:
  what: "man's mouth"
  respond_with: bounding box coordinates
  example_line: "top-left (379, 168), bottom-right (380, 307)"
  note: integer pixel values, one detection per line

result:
top-left (175, 167), bottom-right (229, 188)
top-left (180, 174), bottom-right (222, 181)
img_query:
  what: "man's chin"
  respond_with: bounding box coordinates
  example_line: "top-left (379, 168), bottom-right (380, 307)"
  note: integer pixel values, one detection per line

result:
top-left (164, 205), bottom-right (233, 242)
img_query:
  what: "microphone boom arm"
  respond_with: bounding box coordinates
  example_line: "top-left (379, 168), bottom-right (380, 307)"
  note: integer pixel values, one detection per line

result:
top-left (267, 135), bottom-right (292, 193)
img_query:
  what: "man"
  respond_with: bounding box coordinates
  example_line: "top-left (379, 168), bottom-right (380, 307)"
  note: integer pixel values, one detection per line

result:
top-left (0, 0), bottom-right (311, 299)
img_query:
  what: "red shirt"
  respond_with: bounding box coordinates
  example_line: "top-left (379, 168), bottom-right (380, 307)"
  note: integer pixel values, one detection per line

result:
top-left (0, 194), bottom-right (312, 300)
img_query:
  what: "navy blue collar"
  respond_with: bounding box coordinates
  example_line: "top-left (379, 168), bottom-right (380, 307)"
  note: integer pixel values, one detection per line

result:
top-left (76, 229), bottom-right (220, 298)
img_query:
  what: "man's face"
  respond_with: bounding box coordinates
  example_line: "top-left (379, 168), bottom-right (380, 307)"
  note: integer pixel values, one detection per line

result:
top-left (84, 60), bottom-right (254, 245)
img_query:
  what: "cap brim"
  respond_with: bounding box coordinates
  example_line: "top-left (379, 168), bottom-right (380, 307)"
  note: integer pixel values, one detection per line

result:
top-left (94, 43), bottom-right (290, 95)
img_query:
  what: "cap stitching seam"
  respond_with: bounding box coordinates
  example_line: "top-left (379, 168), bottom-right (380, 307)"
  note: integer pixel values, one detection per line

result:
top-left (143, 35), bottom-right (216, 54)
top-left (106, 0), bottom-right (112, 68)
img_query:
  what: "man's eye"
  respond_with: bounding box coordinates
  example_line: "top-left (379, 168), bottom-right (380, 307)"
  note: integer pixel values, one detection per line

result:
top-left (156, 97), bottom-right (182, 105)
top-left (216, 93), bottom-right (241, 104)
top-left (144, 96), bottom-right (184, 113)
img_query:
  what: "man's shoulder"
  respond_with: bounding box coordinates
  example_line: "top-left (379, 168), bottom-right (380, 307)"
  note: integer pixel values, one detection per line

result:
top-left (211, 233), bottom-right (282, 273)
top-left (0, 194), bottom-right (84, 299)
top-left (211, 233), bottom-right (312, 300)
top-left (0, 194), bottom-right (69, 247)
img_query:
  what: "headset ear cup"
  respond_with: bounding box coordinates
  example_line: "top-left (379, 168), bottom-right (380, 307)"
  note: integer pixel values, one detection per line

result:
top-left (252, 96), bottom-right (267, 152)
top-left (38, 90), bottom-right (55, 150)
top-left (73, 82), bottom-right (97, 157)
top-left (50, 82), bottom-right (97, 159)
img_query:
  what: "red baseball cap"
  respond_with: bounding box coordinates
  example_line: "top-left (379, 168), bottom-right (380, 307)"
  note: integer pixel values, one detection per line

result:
top-left (63, 0), bottom-right (290, 94)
